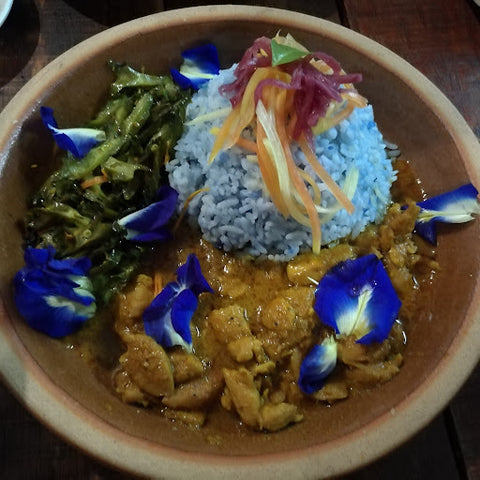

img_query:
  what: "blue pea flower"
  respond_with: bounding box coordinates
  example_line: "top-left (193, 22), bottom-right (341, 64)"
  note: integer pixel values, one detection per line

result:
top-left (314, 254), bottom-right (401, 345)
top-left (143, 254), bottom-right (213, 351)
top-left (13, 246), bottom-right (96, 338)
top-left (414, 183), bottom-right (480, 245)
top-left (298, 336), bottom-right (337, 395)
top-left (40, 106), bottom-right (106, 158)
top-left (117, 185), bottom-right (178, 242)
top-left (170, 43), bottom-right (220, 90)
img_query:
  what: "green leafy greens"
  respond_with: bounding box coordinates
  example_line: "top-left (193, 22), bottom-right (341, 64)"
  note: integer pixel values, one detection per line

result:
top-left (270, 36), bottom-right (308, 66)
top-left (26, 61), bottom-right (191, 307)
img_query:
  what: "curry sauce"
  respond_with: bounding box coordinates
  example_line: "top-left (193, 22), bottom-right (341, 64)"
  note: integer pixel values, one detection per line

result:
top-left (76, 159), bottom-right (437, 432)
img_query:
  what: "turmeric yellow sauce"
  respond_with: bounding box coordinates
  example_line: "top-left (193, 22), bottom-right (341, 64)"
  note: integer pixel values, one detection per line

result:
top-left (70, 159), bottom-right (438, 432)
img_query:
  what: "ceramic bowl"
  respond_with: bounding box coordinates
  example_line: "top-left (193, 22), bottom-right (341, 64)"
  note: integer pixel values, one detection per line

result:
top-left (0, 6), bottom-right (479, 479)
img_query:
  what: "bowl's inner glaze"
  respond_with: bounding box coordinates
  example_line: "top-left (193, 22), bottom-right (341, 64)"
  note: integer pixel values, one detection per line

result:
top-left (0, 14), bottom-right (478, 458)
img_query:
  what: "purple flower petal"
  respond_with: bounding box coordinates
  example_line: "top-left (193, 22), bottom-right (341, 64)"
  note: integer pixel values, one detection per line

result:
top-left (117, 185), bottom-right (178, 242)
top-left (298, 337), bottom-right (337, 394)
top-left (24, 244), bottom-right (92, 277)
top-left (413, 218), bottom-right (437, 245)
top-left (176, 253), bottom-right (213, 296)
top-left (13, 247), bottom-right (96, 338)
top-left (170, 69), bottom-right (199, 90)
top-left (171, 43), bottom-right (220, 90)
top-left (40, 106), bottom-right (106, 158)
top-left (143, 254), bottom-right (212, 351)
top-left (182, 44), bottom-right (220, 74)
top-left (143, 282), bottom-right (179, 346)
top-left (414, 183), bottom-right (480, 244)
top-left (314, 255), bottom-right (401, 344)
top-left (170, 288), bottom-right (198, 348)
top-left (125, 230), bottom-right (172, 243)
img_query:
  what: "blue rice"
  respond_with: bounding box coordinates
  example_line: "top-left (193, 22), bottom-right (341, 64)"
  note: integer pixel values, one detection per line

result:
top-left (167, 67), bottom-right (396, 261)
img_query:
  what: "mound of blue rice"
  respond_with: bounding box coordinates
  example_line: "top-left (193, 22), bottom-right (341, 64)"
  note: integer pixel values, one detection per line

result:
top-left (167, 67), bottom-right (396, 260)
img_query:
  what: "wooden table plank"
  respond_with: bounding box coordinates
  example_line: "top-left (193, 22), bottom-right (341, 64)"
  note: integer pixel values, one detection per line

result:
top-left (0, 382), bottom-right (130, 478)
top-left (340, 0), bottom-right (480, 136)
top-left (341, 1), bottom-right (480, 479)
top-left (0, 0), bottom-right (104, 111)
top-left (449, 367), bottom-right (480, 479)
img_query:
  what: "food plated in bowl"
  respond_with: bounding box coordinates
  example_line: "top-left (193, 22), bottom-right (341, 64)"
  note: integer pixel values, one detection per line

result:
top-left (0, 5), bottom-right (479, 479)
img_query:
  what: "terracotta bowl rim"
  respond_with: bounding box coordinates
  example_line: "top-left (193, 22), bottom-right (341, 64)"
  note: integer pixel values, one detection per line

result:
top-left (0, 5), bottom-right (479, 479)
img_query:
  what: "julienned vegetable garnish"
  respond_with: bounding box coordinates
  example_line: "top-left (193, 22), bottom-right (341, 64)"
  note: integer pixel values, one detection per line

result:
top-left (207, 34), bottom-right (366, 254)
top-left (12, 36), bottom-right (480, 432)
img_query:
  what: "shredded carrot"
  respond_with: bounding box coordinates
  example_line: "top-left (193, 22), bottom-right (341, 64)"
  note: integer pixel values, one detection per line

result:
top-left (310, 59), bottom-right (333, 75)
top-left (173, 187), bottom-right (210, 232)
top-left (258, 90), bottom-right (310, 229)
top-left (256, 116), bottom-right (289, 216)
top-left (312, 102), bottom-right (355, 135)
top-left (235, 136), bottom-right (258, 153)
top-left (164, 141), bottom-right (171, 165)
top-left (286, 108), bottom-right (298, 140)
top-left (209, 106), bottom-right (240, 163)
top-left (154, 271), bottom-right (163, 296)
top-left (297, 168), bottom-right (321, 205)
top-left (298, 135), bottom-right (355, 214)
top-left (209, 68), bottom-right (291, 163)
top-left (342, 90), bottom-right (368, 108)
top-left (80, 175), bottom-right (108, 189)
top-left (273, 89), bottom-right (322, 252)
top-left (208, 48), bottom-right (365, 255)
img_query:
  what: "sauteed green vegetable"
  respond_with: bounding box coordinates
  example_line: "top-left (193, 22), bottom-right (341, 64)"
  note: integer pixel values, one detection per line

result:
top-left (25, 62), bottom-right (191, 306)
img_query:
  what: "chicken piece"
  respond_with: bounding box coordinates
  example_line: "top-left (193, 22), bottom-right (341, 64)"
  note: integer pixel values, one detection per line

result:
top-left (208, 305), bottom-right (251, 344)
top-left (119, 333), bottom-right (174, 397)
top-left (281, 286), bottom-right (316, 318)
top-left (227, 336), bottom-right (264, 363)
top-left (162, 368), bottom-right (224, 410)
top-left (218, 277), bottom-right (248, 299)
top-left (259, 288), bottom-right (316, 360)
top-left (222, 368), bottom-right (261, 428)
top-left (345, 354), bottom-right (403, 387)
top-left (114, 369), bottom-right (148, 406)
top-left (286, 245), bottom-right (356, 286)
top-left (384, 202), bottom-right (419, 237)
top-left (338, 328), bottom-right (404, 367)
top-left (261, 297), bottom-right (297, 331)
top-left (260, 402), bottom-right (303, 432)
top-left (115, 274), bottom-right (154, 340)
top-left (221, 386), bottom-right (233, 411)
top-left (337, 336), bottom-right (370, 365)
top-left (163, 409), bottom-right (206, 428)
top-left (274, 348), bottom-right (305, 405)
top-left (312, 382), bottom-right (349, 402)
top-left (169, 350), bottom-right (204, 384)
top-left (251, 361), bottom-right (275, 376)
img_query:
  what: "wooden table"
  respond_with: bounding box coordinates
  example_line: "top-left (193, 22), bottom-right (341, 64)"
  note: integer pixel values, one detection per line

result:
top-left (0, 0), bottom-right (478, 478)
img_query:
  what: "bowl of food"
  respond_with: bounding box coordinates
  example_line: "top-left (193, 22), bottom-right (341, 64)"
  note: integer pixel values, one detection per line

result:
top-left (0, 5), bottom-right (479, 479)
